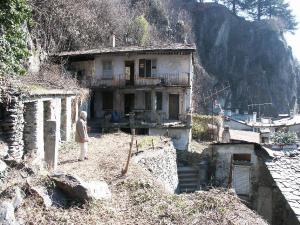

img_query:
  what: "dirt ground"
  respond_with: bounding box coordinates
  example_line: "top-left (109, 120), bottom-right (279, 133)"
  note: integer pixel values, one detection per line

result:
top-left (11, 132), bottom-right (268, 225)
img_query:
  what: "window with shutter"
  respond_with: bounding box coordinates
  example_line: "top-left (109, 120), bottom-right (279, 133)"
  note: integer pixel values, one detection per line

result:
top-left (139, 59), bottom-right (145, 77)
top-left (156, 92), bottom-right (162, 110)
top-left (103, 60), bottom-right (113, 77)
top-left (145, 92), bottom-right (152, 110)
top-left (139, 59), bottom-right (157, 77)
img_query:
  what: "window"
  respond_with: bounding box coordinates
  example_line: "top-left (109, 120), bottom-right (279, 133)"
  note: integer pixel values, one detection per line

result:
top-left (156, 92), bottom-right (162, 111)
top-left (145, 92), bottom-right (152, 110)
top-left (139, 59), bottom-right (157, 77)
top-left (102, 91), bottom-right (114, 110)
top-left (103, 60), bottom-right (113, 77)
top-left (233, 154), bottom-right (251, 162)
top-left (77, 70), bottom-right (85, 81)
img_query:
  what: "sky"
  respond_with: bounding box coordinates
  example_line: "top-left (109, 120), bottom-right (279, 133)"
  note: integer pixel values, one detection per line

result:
top-left (285, 0), bottom-right (300, 60)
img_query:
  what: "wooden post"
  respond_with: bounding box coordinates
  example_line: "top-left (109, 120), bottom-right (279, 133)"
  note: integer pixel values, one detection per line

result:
top-left (151, 139), bottom-right (154, 150)
top-left (121, 129), bottom-right (135, 175)
top-left (227, 155), bottom-right (233, 188)
top-left (136, 140), bottom-right (139, 153)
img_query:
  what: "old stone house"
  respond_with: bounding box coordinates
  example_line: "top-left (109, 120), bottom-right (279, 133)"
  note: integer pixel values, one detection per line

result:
top-left (55, 43), bottom-right (196, 150)
top-left (208, 141), bottom-right (300, 225)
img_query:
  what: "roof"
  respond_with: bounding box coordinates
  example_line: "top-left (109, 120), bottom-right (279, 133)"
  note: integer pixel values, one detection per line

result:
top-left (265, 149), bottom-right (300, 221)
top-left (229, 129), bottom-right (261, 144)
top-left (53, 43), bottom-right (196, 58)
top-left (247, 115), bottom-right (300, 128)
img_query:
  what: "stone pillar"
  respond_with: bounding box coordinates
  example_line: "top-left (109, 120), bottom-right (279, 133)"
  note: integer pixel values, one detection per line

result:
top-left (2, 96), bottom-right (24, 161)
top-left (44, 120), bottom-right (58, 170)
top-left (23, 101), bottom-right (44, 160)
top-left (60, 97), bottom-right (72, 141)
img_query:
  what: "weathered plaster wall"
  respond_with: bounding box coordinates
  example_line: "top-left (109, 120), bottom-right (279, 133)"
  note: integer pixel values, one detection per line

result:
top-left (149, 128), bottom-right (191, 150)
top-left (92, 87), bottom-right (191, 122)
top-left (212, 144), bottom-right (259, 195)
top-left (93, 54), bottom-right (191, 79)
top-left (133, 140), bottom-right (179, 193)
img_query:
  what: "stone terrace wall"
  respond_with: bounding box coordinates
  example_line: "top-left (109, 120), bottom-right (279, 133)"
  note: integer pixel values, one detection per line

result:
top-left (134, 141), bottom-right (179, 193)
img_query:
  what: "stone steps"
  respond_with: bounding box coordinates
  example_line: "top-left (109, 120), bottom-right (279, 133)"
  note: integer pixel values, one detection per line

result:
top-left (177, 166), bottom-right (199, 193)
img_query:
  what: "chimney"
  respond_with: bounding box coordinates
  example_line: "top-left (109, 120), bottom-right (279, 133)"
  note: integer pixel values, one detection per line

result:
top-left (110, 34), bottom-right (116, 48)
top-left (253, 112), bottom-right (257, 123)
top-left (222, 126), bottom-right (231, 143)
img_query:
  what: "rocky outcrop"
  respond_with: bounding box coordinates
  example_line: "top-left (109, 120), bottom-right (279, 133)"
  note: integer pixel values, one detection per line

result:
top-left (51, 174), bottom-right (111, 202)
top-left (191, 3), bottom-right (300, 116)
top-left (134, 141), bottom-right (179, 193)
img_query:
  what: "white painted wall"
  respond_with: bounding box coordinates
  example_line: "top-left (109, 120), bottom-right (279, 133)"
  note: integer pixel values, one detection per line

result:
top-left (149, 128), bottom-right (191, 150)
top-left (214, 144), bottom-right (258, 196)
top-left (90, 54), bottom-right (192, 79)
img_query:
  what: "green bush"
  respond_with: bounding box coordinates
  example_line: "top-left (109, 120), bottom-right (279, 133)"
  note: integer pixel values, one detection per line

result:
top-left (271, 131), bottom-right (297, 145)
top-left (131, 15), bottom-right (149, 46)
top-left (0, 0), bottom-right (32, 76)
top-left (192, 114), bottom-right (220, 141)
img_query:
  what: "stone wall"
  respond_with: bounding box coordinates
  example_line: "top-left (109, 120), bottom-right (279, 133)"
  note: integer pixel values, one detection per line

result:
top-left (1, 95), bottom-right (24, 161)
top-left (253, 157), bottom-right (300, 225)
top-left (149, 128), bottom-right (191, 151)
top-left (133, 140), bottom-right (179, 193)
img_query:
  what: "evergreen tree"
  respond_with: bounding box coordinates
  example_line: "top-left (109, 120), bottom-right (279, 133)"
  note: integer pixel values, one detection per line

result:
top-left (221, 0), bottom-right (242, 15)
top-left (242, 0), bottom-right (297, 32)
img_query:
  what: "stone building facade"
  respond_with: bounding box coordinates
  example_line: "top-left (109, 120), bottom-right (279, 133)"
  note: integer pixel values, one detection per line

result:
top-left (54, 44), bottom-right (195, 150)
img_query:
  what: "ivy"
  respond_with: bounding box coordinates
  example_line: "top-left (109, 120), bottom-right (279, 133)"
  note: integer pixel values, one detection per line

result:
top-left (0, 0), bottom-right (32, 77)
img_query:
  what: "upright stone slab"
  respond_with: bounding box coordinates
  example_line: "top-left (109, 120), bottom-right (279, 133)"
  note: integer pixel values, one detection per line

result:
top-left (44, 120), bottom-right (58, 170)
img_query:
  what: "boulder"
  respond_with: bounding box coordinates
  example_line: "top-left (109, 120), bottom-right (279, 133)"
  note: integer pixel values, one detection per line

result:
top-left (51, 174), bottom-right (111, 202)
top-left (30, 186), bottom-right (52, 208)
top-left (85, 181), bottom-right (111, 200)
top-left (0, 201), bottom-right (17, 225)
top-left (12, 187), bottom-right (25, 209)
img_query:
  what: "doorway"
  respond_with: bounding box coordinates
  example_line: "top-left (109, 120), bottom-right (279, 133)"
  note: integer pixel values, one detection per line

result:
top-left (232, 165), bottom-right (251, 196)
top-left (124, 94), bottom-right (135, 115)
top-left (169, 94), bottom-right (179, 120)
top-left (125, 61), bottom-right (135, 86)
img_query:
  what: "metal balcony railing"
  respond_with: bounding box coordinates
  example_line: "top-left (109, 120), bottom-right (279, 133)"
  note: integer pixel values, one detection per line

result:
top-left (85, 72), bottom-right (191, 88)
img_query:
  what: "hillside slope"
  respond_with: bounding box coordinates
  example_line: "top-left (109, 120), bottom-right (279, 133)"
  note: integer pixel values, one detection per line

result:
top-left (191, 3), bottom-right (300, 116)
top-left (1, 133), bottom-right (267, 225)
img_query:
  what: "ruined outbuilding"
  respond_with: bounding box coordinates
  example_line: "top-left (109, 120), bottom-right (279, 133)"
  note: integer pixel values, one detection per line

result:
top-left (0, 87), bottom-right (82, 169)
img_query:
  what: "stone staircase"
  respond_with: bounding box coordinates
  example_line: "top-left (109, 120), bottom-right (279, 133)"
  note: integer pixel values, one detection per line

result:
top-left (177, 166), bottom-right (199, 193)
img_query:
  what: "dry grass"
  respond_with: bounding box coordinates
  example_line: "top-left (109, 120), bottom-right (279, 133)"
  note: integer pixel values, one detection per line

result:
top-left (2, 132), bottom-right (267, 224)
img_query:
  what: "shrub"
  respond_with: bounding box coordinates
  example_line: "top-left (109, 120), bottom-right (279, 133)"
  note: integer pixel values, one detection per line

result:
top-left (271, 131), bottom-right (297, 145)
top-left (192, 114), bottom-right (221, 141)
top-left (0, 0), bottom-right (32, 76)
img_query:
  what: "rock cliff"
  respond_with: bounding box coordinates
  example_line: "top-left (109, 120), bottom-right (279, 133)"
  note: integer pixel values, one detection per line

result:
top-left (191, 3), bottom-right (300, 116)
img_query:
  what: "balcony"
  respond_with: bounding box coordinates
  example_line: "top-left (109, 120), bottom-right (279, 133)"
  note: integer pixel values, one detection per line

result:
top-left (85, 73), bottom-right (191, 88)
